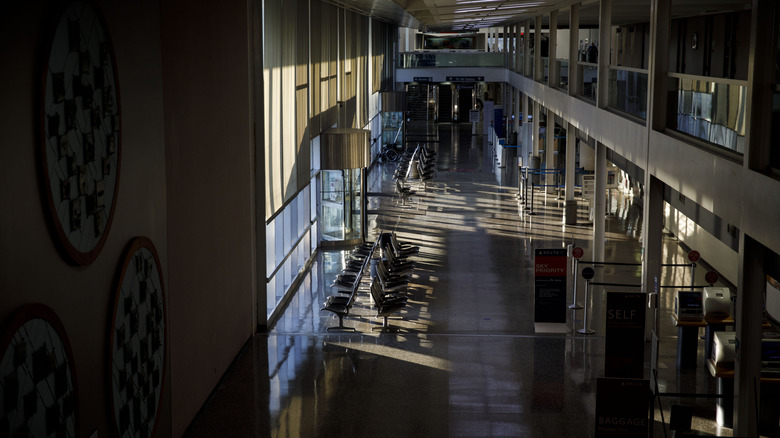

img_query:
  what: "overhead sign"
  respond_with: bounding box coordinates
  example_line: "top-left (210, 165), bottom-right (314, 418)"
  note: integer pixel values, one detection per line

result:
top-left (413, 76), bottom-right (432, 83)
top-left (582, 174), bottom-right (595, 200)
top-left (595, 378), bottom-right (650, 437)
top-left (605, 292), bottom-right (646, 378)
top-left (446, 76), bottom-right (484, 82)
top-left (534, 248), bottom-right (568, 324)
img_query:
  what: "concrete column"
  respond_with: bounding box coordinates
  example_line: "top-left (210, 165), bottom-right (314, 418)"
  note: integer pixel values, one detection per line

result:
top-left (504, 25), bottom-right (509, 55)
top-left (546, 108), bottom-right (556, 194)
top-left (492, 27), bottom-right (499, 52)
top-left (564, 121), bottom-right (577, 225)
top-left (734, 234), bottom-right (764, 436)
top-left (548, 10), bottom-right (558, 88)
top-left (522, 93), bottom-right (531, 152)
top-left (525, 19), bottom-right (533, 76)
top-left (534, 16), bottom-right (543, 81)
top-left (643, 0), bottom-right (670, 341)
top-left (746, 0), bottom-right (776, 170)
top-left (648, 0), bottom-right (670, 131)
top-left (569, 3), bottom-right (581, 96)
top-left (251, 1), bottom-right (268, 331)
top-left (641, 174), bottom-right (664, 340)
top-left (597, 0), bottom-right (612, 108)
top-left (532, 100), bottom-right (540, 159)
top-left (514, 88), bottom-right (521, 143)
top-left (507, 86), bottom-right (513, 139)
top-left (515, 23), bottom-right (521, 72)
top-left (593, 141), bottom-right (606, 263)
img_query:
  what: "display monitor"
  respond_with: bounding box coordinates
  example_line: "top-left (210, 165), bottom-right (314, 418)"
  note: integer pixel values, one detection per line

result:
top-left (766, 276), bottom-right (780, 329)
top-left (675, 291), bottom-right (703, 321)
top-left (761, 339), bottom-right (780, 380)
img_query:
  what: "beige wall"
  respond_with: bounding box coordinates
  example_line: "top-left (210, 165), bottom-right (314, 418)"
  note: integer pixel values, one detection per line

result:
top-left (0, 0), bottom-right (257, 436)
top-left (161, 0), bottom-right (256, 435)
top-left (0, 0), bottom-right (170, 436)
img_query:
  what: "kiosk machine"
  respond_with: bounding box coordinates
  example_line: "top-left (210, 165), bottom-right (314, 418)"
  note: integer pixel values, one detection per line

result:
top-left (703, 287), bottom-right (733, 318)
top-left (674, 290), bottom-right (704, 321)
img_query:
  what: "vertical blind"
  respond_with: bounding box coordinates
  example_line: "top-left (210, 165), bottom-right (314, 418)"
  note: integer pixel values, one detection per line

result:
top-left (263, 0), bottom-right (394, 220)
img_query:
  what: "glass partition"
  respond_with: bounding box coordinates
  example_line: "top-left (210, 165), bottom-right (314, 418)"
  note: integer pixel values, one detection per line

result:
top-left (321, 169), bottom-right (362, 242)
top-left (517, 53), bottom-right (524, 76)
top-left (558, 59), bottom-right (569, 90)
top-left (399, 52), bottom-right (505, 68)
top-left (540, 57), bottom-right (549, 82)
top-left (608, 67), bottom-right (648, 120)
top-left (667, 74), bottom-right (747, 155)
top-left (579, 63), bottom-right (598, 101)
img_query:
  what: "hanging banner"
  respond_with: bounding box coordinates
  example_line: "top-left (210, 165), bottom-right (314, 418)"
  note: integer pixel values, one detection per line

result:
top-left (595, 378), bottom-right (650, 437)
top-left (534, 248), bottom-right (568, 324)
top-left (605, 292), bottom-right (646, 378)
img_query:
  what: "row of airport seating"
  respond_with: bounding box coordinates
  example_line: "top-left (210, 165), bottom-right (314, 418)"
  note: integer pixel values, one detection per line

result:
top-left (393, 144), bottom-right (437, 200)
top-left (321, 232), bottom-right (420, 331)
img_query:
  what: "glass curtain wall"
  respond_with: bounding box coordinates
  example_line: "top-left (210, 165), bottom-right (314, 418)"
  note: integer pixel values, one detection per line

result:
top-left (263, 0), bottom-right (395, 321)
top-left (263, 0), bottom-right (317, 321)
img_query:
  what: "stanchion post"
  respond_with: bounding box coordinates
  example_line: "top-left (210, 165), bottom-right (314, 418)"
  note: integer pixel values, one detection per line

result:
top-left (577, 279), bottom-right (595, 334)
top-left (569, 258), bottom-right (582, 309)
top-left (690, 262), bottom-right (696, 290)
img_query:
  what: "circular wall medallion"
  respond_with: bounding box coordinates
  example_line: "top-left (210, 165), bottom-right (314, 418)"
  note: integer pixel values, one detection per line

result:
top-left (0, 304), bottom-right (78, 437)
top-left (40, 1), bottom-right (121, 265)
top-left (109, 237), bottom-right (166, 438)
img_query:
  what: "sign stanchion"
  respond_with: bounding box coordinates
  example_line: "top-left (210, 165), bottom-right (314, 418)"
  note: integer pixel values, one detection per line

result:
top-left (569, 248), bottom-right (584, 310)
top-left (688, 250), bottom-right (700, 290)
top-left (577, 279), bottom-right (595, 335)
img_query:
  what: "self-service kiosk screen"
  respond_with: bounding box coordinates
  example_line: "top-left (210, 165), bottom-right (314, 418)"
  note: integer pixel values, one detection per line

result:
top-left (766, 276), bottom-right (780, 329)
top-left (678, 292), bottom-right (702, 309)
top-left (761, 341), bottom-right (780, 363)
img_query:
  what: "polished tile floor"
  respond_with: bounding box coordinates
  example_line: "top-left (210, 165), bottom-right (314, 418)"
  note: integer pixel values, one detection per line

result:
top-left (184, 123), bottom-right (740, 437)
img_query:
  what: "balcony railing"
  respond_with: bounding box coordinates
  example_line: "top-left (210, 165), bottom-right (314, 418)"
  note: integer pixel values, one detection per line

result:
top-left (608, 66), bottom-right (648, 120)
top-left (399, 51), bottom-right (506, 68)
top-left (667, 73), bottom-right (747, 155)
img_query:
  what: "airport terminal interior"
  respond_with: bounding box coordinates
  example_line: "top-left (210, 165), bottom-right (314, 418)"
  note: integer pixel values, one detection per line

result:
top-left (184, 122), bottom-right (758, 437)
top-left (2, 0), bottom-right (780, 437)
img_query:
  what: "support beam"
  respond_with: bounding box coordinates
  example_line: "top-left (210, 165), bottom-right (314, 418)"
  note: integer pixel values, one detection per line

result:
top-left (641, 174), bottom-right (664, 340)
top-left (534, 16), bottom-right (543, 81)
top-left (734, 234), bottom-right (764, 436)
top-left (548, 10), bottom-right (558, 88)
top-left (532, 100), bottom-right (540, 159)
top-left (746, 0), bottom-right (775, 171)
top-left (546, 108), bottom-right (556, 194)
top-left (593, 142), bottom-right (606, 263)
top-left (647, 0), bottom-right (670, 132)
top-left (568, 3), bottom-right (581, 96)
top-left (524, 19), bottom-right (533, 77)
top-left (514, 88), bottom-right (521, 142)
top-left (564, 121), bottom-right (577, 225)
top-left (597, 0), bottom-right (612, 108)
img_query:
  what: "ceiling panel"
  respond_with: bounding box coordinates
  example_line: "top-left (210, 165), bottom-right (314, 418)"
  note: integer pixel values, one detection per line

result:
top-left (322, 0), bottom-right (752, 33)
